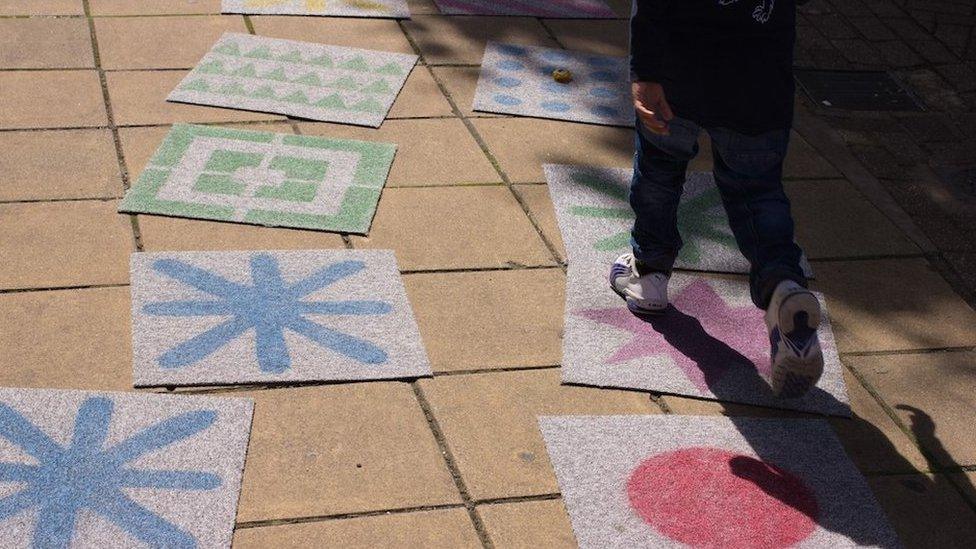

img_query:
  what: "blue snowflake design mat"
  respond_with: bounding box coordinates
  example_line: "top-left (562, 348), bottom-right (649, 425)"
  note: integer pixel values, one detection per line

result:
top-left (473, 42), bottom-right (633, 127)
top-left (131, 249), bottom-right (432, 387)
top-left (0, 388), bottom-right (252, 548)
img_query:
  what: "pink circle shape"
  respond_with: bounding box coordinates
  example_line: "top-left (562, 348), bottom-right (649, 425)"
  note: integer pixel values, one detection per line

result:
top-left (627, 447), bottom-right (819, 549)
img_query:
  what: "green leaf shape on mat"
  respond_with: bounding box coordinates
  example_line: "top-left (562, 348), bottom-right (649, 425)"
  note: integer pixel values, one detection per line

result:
top-left (567, 171), bottom-right (633, 253)
top-left (361, 79), bottom-right (393, 94)
top-left (251, 85), bottom-right (278, 99)
top-left (277, 50), bottom-right (304, 64)
top-left (244, 46), bottom-right (274, 59)
top-left (196, 60), bottom-right (225, 75)
top-left (181, 79), bottom-right (211, 93)
top-left (231, 63), bottom-right (258, 78)
top-left (374, 62), bottom-right (404, 76)
top-left (293, 72), bottom-right (323, 87)
top-left (282, 90), bottom-right (310, 104)
top-left (351, 97), bottom-right (384, 114)
top-left (339, 56), bottom-right (370, 72)
top-left (330, 76), bottom-right (359, 90)
top-left (675, 185), bottom-right (736, 264)
top-left (261, 67), bottom-right (289, 81)
top-left (214, 42), bottom-right (241, 56)
top-left (309, 54), bottom-right (334, 68)
top-left (315, 93), bottom-right (347, 109)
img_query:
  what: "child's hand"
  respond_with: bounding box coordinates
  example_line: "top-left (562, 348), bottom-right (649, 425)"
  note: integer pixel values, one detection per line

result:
top-left (632, 81), bottom-right (674, 136)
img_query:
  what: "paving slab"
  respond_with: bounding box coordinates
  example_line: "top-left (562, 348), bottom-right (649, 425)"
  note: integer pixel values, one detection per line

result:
top-left (226, 0), bottom-right (410, 19)
top-left (431, 0), bottom-right (615, 17)
top-left (386, 67), bottom-right (455, 119)
top-left (167, 33), bottom-right (418, 128)
top-left (299, 119), bottom-right (499, 186)
top-left (0, 0), bottom-right (82, 15)
top-left (0, 200), bottom-right (133, 290)
top-left (0, 129), bottom-right (122, 201)
top-left (0, 388), bottom-right (252, 548)
top-left (234, 509), bottom-right (480, 548)
top-left (107, 70), bottom-right (285, 126)
top-left (236, 383), bottom-right (460, 522)
top-left (543, 19), bottom-right (629, 56)
top-left (403, 15), bottom-right (558, 66)
top-left (94, 15), bottom-right (248, 70)
top-left (419, 368), bottom-right (657, 500)
top-left (250, 14), bottom-right (414, 54)
top-left (513, 184), bottom-right (567, 262)
top-left (813, 259), bottom-right (976, 352)
top-left (119, 124), bottom-right (396, 235)
top-left (138, 216), bottom-right (347, 251)
top-left (787, 179), bottom-right (920, 259)
top-left (945, 251), bottom-right (976, 296)
top-left (89, 0), bottom-right (221, 14)
top-left (783, 132), bottom-right (841, 179)
top-left (662, 366), bottom-right (928, 474)
top-left (430, 66), bottom-right (507, 117)
top-left (851, 351), bottom-right (976, 468)
top-left (404, 269), bottom-right (564, 371)
top-left (474, 42), bottom-right (631, 127)
top-left (869, 473), bottom-right (976, 548)
top-left (352, 186), bottom-right (555, 271)
top-left (0, 18), bottom-right (93, 69)
top-left (472, 117), bottom-right (633, 183)
top-left (0, 287), bottom-right (132, 392)
top-left (131, 250), bottom-right (431, 387)
top-left (478, 499), bottom-right (576, 549)
top-left (0, 70), bottom-right (107, 130)
top-left (541, 415), bottom-right (899, 548)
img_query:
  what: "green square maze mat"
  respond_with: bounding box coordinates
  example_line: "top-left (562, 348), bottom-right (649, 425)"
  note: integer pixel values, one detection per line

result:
top-left (119, 124), bottom-right (396, 235)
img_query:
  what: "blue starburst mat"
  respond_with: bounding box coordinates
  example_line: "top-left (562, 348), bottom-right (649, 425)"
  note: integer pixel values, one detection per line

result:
top-left (0, 387), bottom-right (253, 548)
top-left (131, 249), bottom-right (432, 387)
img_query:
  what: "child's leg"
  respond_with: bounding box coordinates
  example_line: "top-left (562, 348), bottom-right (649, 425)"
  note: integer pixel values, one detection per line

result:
top-left (630, 117), bottom-right (702, 273)
top-left (706, 127), bottom-right (806, 309)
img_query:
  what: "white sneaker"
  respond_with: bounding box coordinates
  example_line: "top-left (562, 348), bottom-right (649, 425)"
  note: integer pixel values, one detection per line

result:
top-left (609, 254), bottom-right (669, 314)
top-left (766, 280), bottom-right (824, 398)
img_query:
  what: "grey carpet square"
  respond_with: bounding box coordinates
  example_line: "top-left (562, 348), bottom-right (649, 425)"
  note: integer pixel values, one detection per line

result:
top-left (539, 415), bottom-right (901, 548)
top-left (474, 42), bottom-right (632, 127)
top-left (562, 264), bottom-right (850, 416)
top-left (544, 164), bottom-right (814, 276)
top-left (131, 249), bottom-right (431, 387)
top-left (168, 33), bottom-right (418, 128)
top-left (222, 0), bottom-right (410, 18)
top-left (0, 387), bottom-right (252, 548)
top-left (118, 124), bottom-right (396, 235)
top-left (433, 0), bottom-right (615, 17)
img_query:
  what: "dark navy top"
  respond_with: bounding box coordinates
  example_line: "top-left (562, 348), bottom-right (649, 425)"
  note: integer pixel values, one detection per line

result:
top-left (630, 0), bottom-right (796, 135)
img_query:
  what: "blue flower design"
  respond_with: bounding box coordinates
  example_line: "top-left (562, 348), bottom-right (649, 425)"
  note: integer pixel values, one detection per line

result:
top-left (0, 397), bottom-right (219, 548)
top-left (145, 254), bottom-right (393, 373)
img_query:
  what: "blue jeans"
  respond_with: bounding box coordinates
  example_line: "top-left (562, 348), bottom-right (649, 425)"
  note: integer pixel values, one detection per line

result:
top-left (630, 116), bottom-right (807, 309)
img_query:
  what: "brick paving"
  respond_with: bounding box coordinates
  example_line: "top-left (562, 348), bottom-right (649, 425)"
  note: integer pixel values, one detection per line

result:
top-left (0, 0), bottom-right (975, 546)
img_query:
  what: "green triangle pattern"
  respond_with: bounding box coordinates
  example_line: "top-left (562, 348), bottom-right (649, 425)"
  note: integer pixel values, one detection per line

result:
top-left (214, 42), bottom-right (241, 56)
top-left (244, 46), bottom-right (273, 59)
top-left (309, 54), bottom-right (334, 68)
top-left (261, 67), bottom-right (289, 81)
top-left (181, 79), bottom-right (211, 92)
top-left (219, 82), bottom-right (248, 96)
top-left (351, 97), bottom-right (384, 114)
top-left (197, 60), bottom-right (225, 75)
top-left (231, 64), bottom-right (258, 78)
top-left (374, 62), bottom-right (403, 76)
top-left (251, 85), bottom-right (277, 99)
top-left (283, 91), bottom-right (310, 104)
top-left (315, 93), bottom-right (346, 109)
top-left (330, 76), bottom-right (359, 90)
top-left (361, 79), bottom-right (393, 94)
top-left (294, 72), bottom-right (323, 86)
top-left (278, 51), bottom-right (304, 64)
top-left (339, 56), bottom-right (370, 72)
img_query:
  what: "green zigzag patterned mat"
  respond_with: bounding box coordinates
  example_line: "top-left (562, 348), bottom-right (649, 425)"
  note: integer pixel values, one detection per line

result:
top-left (222, 0), bottom-right (410, 19)
top-left (168, 33), bottom-right (418, 128)
top-left (119, 124), bottom-right (395, 235)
